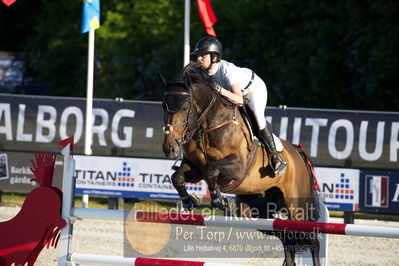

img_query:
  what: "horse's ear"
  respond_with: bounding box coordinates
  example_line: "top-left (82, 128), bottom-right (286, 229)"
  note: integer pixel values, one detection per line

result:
top-left (157, 72), bottom-right (168, 87)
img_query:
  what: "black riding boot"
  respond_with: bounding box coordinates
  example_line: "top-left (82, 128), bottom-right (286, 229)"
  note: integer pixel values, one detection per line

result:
top-left (260, 126), bottom-right (287, 175)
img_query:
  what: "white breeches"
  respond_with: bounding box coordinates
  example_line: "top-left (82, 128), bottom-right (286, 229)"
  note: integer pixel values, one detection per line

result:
top-left (244, 75), bottom-right (268, 130)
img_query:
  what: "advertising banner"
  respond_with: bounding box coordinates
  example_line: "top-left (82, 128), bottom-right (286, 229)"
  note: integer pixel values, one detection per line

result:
top-left (74, 155), bottom-right (209, 200)
top-left (0, 94), bottom-right (164, 158)
top-left (0, 94), bottom-right (398, 170)
top-left (314, 167), bottom-right (360, 211)
top-left (0, 151), bottom-right (63, 192)
top-left (74, 154), bottom-right (360, 212)
top-left (359, 170), bottom-right (399, 214)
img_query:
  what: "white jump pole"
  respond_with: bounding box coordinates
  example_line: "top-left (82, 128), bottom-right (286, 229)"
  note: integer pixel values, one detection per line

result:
top-left (58, 145), bottom-right (76, 266)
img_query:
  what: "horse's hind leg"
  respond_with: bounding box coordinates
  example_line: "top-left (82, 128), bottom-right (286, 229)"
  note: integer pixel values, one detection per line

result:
top-left (204, 164), bottom-right (223, 209)
top-left (172, 161), bottom-right (202, 211)
top-left (310, 236), bottom-right (321, 266)
top-left (283, 249), bottom-right (296, 266)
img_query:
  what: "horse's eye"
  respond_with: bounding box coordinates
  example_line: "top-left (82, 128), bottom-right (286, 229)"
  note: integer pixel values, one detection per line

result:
top-left (182, 105), bottom-right (189, 111)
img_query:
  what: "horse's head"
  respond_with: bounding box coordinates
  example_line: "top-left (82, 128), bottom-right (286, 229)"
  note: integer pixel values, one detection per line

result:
top-left (159, 62), bottom-right (216, 158)
top-left (158, 72), bottom-right (195, 158)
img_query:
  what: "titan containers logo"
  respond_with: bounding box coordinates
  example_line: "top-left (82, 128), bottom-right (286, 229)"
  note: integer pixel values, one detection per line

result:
top-left (334, 173), bottom-right (355, 200)
top-left (117, 162), bottom-right (134, 188)
top-left (321, 172), bottom-right (356, 200)
top-left (365, 175), bottom-right (389, 208)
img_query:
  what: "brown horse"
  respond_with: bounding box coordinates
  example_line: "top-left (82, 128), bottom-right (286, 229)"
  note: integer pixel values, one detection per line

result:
top-left (160, 62), bottom-right (321, 266)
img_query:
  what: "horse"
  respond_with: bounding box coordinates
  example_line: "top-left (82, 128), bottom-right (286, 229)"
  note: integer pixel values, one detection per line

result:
top-left (160, 62), bottom-right (321, 266)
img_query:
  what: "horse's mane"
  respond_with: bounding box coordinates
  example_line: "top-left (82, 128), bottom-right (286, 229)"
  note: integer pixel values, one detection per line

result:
top-left (181, 62), bottom-right (216, 89)
top-left (181, 62), bottom-right (236, 109)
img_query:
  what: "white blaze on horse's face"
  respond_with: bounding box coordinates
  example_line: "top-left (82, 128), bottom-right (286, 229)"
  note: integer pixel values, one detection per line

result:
top-left (197, 54), bottom-right (211, 69)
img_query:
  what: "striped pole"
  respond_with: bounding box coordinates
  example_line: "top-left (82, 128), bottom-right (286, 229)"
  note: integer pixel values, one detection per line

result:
top-left (70, 253), bottom-right (247, 266)
top-left (134, 211), bottom-right (399, 239)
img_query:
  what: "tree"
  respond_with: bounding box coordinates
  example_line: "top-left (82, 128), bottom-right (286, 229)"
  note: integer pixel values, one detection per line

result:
top-left (1, 0), bottom-right (398, 111)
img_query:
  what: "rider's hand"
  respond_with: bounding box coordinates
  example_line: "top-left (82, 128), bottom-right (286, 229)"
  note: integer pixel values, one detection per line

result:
top-left (214, 84), bottom-right (223, 94)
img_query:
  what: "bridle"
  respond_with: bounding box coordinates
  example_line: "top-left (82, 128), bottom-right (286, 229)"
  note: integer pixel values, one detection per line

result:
top-left (163, 88), bottom-right (217, 146)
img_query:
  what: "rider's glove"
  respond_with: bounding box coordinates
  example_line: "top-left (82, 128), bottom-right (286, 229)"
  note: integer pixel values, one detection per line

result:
top-left (214, 84), bottom-right (223, 94)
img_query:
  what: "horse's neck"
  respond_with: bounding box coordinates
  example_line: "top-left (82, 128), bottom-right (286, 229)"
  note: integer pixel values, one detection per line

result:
top-left (192, 84), bottom-right (253, 149)
top-left (205, 97), bottom-right (253, 147)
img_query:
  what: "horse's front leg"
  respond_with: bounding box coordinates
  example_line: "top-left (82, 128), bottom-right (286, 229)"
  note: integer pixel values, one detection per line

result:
top-left (171, 161), bottom-right (202, 211)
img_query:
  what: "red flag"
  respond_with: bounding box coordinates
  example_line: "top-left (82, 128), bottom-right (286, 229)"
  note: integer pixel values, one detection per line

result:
top-left (1, 0), bottom-right (17, 6)
top-left (196, 0), bottom-right (218, 37)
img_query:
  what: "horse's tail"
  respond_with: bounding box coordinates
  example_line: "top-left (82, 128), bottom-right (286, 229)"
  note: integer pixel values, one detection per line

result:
top-left (293, 144), bottom-right (320, 221)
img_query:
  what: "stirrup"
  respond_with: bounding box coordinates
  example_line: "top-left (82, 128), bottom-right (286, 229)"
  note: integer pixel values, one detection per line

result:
top-left (274, 160), bottom-right (288, 175)
top-left (271, 154), bottom-right (287, 175)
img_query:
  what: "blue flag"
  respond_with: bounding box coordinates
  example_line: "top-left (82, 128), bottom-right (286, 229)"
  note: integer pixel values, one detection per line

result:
top-left (81, 0), bottom-right (100, 34)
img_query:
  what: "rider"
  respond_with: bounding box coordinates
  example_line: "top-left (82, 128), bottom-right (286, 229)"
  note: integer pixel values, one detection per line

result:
top-left (191, 36), bottom-right (287, 175)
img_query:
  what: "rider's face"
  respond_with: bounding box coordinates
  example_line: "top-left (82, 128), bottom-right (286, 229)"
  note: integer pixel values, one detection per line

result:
top-left (197, 54), bottom-right (211, 69)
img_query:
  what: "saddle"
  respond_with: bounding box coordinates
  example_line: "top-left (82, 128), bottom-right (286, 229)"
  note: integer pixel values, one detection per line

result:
top-left (238, 106), bottom-right (283, 152)
top-left (221, 106), bottom-right (284, 192)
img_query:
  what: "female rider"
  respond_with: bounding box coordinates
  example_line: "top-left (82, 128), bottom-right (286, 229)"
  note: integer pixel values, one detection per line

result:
top-left (191, 36), bottom-right (287, 174)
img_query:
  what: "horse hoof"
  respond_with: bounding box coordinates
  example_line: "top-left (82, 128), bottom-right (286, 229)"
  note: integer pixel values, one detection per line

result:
top-left (182, 195), bottom-right (201, 211)
top-left (211, 196), bottom-right (233, 211)
top-left (211, 199), bottom-right (222, 209)
top-left (223, 197), bottom-right (237, 216)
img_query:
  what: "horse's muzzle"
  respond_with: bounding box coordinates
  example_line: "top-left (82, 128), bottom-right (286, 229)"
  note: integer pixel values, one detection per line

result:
top-left (163, 142), bottom-right (180, 159)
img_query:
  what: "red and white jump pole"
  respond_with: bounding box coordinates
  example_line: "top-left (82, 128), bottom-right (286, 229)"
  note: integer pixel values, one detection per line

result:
top-left (132, 212), bottom-right (399, 239)
top-left (70, 208), bottom-right (399, 239)
top-left (70, 253), bottom-right (246, 266)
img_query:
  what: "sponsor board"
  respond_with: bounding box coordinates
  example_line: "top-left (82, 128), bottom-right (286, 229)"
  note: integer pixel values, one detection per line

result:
top-left (314, 167), bottom-right (359, 211)
top-left (74, 155), bottom-right (208, 200)
top-left (1, 94), bottom-right (399, 170)
top-left (0, 151), bottom-right (63, 191)
top-left (359, 170), bottom-right (399, 214)
top-left (74, 155), bottom-right (362, 211)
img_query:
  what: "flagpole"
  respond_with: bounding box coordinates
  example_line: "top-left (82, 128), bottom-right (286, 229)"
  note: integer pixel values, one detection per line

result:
top-left (84, 28), bottom-right (94, 156)
top-left (82, 28), bottom-right (95, 209)
top-left (184, 0), bottom-right (190, 66)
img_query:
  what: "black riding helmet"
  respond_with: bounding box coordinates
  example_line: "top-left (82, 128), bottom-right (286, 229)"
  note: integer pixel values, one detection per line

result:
top-left (191, 36), bottom-right (223, 69)
top-left (191, 36), bottom-right (223, 56)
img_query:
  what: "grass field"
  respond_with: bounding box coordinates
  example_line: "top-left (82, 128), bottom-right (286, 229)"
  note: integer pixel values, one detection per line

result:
top-left (1, 190), bottom-right (398, 221)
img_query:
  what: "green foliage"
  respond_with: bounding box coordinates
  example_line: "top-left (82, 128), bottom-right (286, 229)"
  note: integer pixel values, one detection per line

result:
top-left (95, 0), bottom-right (186, 100)
top-left (0, 0), bottom-right (398, 111)
top-left (213, 0), bottom-right (399, 110)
